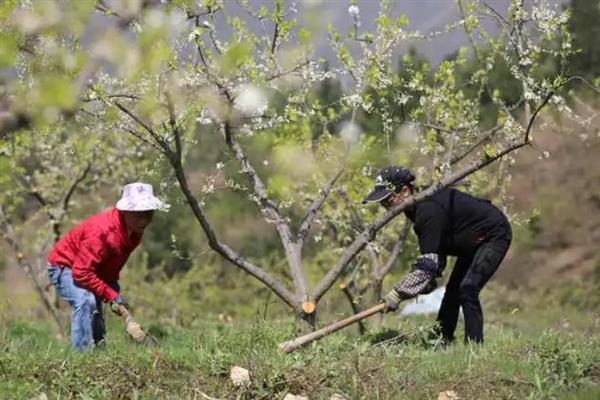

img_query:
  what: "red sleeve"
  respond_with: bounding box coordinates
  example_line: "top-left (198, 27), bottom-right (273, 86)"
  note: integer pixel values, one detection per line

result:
top-left (71, 232), bottom-right (119, 302)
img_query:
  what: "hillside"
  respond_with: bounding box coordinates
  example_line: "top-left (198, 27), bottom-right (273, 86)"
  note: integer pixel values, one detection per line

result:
top-left (499, 119), bottom-right (600, 287)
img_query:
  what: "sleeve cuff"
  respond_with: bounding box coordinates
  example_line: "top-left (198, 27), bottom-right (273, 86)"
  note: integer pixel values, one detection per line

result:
top-left (105, 288), bottom-right (119, 303)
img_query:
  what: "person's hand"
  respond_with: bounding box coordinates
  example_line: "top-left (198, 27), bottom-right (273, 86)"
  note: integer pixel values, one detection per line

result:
top-left (382, 289), bottom-right (401, 313)
top-left (110, 295), bottom-right (128, 316)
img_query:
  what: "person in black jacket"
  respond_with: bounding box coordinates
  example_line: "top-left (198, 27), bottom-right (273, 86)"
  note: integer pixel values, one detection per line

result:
top-left (363, 166), bottom-right (512, 344)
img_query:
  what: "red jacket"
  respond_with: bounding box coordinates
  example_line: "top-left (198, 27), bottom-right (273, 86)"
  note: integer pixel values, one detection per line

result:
top-left (47, 208), bottom-right (142, 302)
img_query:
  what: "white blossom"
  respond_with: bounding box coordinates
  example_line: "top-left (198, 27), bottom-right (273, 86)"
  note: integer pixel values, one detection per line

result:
top-left (361, 165), bottom-right (373, 176)
top-left (348, 5), bottom-right (361, 28)
top-left (234, 85), bottom-right (269, 117)
top-left (202, 183), bottom-right (215, 194)
top-left (196, 113), bottom-right (213, 125)
top-left (188, 27), bottom-right (203, 42)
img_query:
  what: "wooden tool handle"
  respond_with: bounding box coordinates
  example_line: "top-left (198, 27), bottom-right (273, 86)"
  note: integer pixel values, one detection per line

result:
top-left (116, 303), bottom-right (133, 323)
top-left (279, 303), bottom-right (385, 353)
top-left (116, 304), bottom-right (146, 342)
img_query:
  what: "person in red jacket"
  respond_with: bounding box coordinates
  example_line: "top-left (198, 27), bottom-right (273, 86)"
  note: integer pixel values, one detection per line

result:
top-left (47, 182), bottom-right (168, 350)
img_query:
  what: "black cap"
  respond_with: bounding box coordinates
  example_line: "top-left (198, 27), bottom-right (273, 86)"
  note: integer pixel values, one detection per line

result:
top-left (362, 166), bottom-right (415, 204)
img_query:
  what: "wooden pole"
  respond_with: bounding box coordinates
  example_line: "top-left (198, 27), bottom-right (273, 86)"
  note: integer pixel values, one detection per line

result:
top-left (116, 304), bottom-right (146, 343)
top-left (279, 303), bottom-right (385, 353)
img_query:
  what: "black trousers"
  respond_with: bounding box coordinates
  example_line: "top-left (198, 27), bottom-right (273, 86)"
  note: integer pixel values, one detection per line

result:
top-left (92, 281), bottom-right (120, 345)
top-left (436, 227), bottom-right (512, 343)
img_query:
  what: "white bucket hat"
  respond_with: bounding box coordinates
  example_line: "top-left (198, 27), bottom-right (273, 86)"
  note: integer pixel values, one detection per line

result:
top-left (116, 183), bottom-right (169, 212)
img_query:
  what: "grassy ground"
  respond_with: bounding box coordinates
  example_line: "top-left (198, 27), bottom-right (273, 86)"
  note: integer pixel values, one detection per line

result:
top-left (1, 291), bottom-right (599, 400)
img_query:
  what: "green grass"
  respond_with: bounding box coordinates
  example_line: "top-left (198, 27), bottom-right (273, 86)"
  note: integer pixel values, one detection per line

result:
top-left (1, 303), bottom-right (599, 400)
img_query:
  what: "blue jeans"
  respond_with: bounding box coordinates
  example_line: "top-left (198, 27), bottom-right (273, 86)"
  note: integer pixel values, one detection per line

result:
top-left (47, 265), bottom-right (120, 351)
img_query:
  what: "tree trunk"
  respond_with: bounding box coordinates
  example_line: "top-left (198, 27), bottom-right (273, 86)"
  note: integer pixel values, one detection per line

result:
top-left (296, 308), bottom-right (317, 332)
top-left (371, 279), bottom-right (384, 328)
top-left (340, 283), bottom-right (366, 335)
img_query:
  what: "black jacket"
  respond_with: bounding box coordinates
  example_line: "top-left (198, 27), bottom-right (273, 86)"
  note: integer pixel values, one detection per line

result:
top-left (405, 188), bottom-right (510, 260)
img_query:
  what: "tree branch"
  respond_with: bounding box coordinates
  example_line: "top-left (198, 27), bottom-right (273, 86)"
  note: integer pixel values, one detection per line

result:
top-left (206, 6), bottom-right (223, 55)
top-left (374, 219), bottom-right (412, 281)
top-left (565, 76), bottom-right (600, 94)
top-left (524, 91), bottom-right (553, 143)
top-left (119, 107), bottom-right (298, 307)
top-left (191, 17), bottom-right (234, 103)
top-left (63, 163), bottom-right (91, 215)
top-left (165, 91), bottom-right (182, 160)
top-left (482, 1), bottom-right (514, 31)
top-left (114, 102), bottom-right (157, 139)
top-left (297, 166), bottom-right (345, 244)
top-left (82, 94), bottom-right (141, 102)
top-left (313, 91), bottom-right (554, 302)
top-left (312, 137), bottom-right (532, 302)
top-left (265, 60), bottom-right (311, 82)
top-left (271, 20), bottom-right (280, 54)
top-left (95, 1), bottom-right (122, 19)
top-left (451, 123), bottom-right (504, 165)
top-left (222, 122), bottom-right (308, 300)
top-left (167, 136), bottom-right (298, 307)
top-left (120, 126), bottom-right (162, 152)
top-left (222, 123), bottom-right (283, 224)
top-left (113, 101), bottom-right (173, 156)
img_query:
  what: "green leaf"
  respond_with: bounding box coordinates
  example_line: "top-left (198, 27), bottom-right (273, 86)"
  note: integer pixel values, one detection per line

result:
top-left (483, 144), bottom-right (495, 159)
top-left (377, 15), bottom-right (391, 28)
top-left (219, 42), bottom-right (252, 75)
top-left (272, 0), bottom-right (282, 24)
top-left (258, 5), bottom-right (268, 18)
top-left (298, 28), bottom-right (311, 45)
top-left (396, 14), bottom-right (409, 27)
